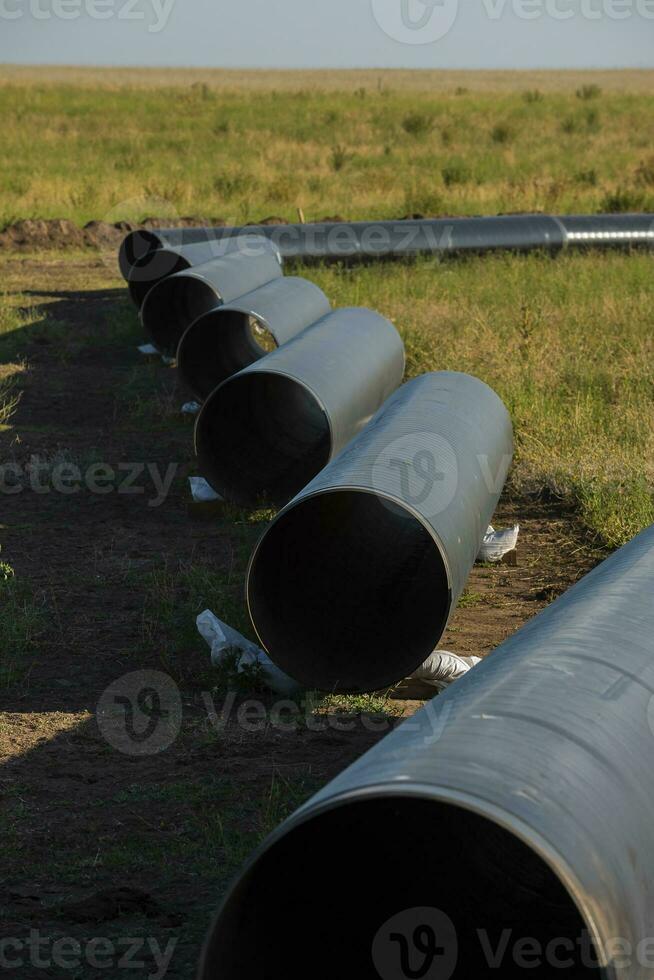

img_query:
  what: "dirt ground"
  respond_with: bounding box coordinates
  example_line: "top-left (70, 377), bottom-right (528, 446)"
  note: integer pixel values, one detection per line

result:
top-left (0, 251), bottom-right (603, 979)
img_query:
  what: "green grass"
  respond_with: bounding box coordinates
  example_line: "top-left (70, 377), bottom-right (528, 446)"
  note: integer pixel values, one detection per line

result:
top-left (139, 557), bottom-right (261, 686)
top-left (0, 769), bottom-right (317, 978)
top-left (0, 78), bottom-right (652, 551)
top-left (457, 590), bottom-right (484, 609)
top-left (0, 568), bottom-right (48, 689)
top-left (1, 246), bottom-right (652, 548)
top-left (302, 251), bottom-right (654, 547)
top-left (1, 769), bottom-right (317, 881)
top-left (1, 82), bottom-right (654, 227)
top-left (0, 78), bottom-right (652, 548)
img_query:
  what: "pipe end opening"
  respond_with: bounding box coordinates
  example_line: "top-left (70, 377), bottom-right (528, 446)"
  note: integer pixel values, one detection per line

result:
top-left (196, 372), bottom-right (331, 508)
top-left (248, 489), bottom-right (451, 692)
top-left (141, 276), bottom-right (219, 355)
top-left (178, 311), bottom-right (278, 401)
top-left (201, 797), bottom-right (606, 980)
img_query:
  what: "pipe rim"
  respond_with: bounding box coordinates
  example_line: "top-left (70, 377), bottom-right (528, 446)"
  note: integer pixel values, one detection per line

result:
top-left (141, 273), bottom-right (220, 355)
top-left (118, 229), bottom-right (162, 280)
top-left (194, 369), bottom-right (334, 507)
top-left (198, 784), bottom-right (614, 980)
top-left (177, 310), bottom-right (278, 402)
top-left (128, 250), bottom-right (194, 309)
top-left (246, 484), bottom-right (455, 692)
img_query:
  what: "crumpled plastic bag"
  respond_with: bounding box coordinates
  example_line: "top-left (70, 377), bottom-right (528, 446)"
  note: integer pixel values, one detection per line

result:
top-left (197, 610), bottom-right (300, 696)
top-left (198, 611), bottom-right (480, 698)
top-left (408, 651), bottom-right (481, 692)
top-left (478, 524), bottom-right (520, 563)
top-left (189, 477), bottom-right (223, 503)
top-left (137, 343), bottom-right (175, 366)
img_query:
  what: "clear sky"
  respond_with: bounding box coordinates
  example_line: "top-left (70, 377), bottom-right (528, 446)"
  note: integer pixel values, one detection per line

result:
top-left (1, 0), bottom-right (653, 69)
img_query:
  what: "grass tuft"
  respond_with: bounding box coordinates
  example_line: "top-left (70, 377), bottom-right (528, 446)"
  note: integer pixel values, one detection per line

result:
top-left (0, 570), bottom-right (47, 690)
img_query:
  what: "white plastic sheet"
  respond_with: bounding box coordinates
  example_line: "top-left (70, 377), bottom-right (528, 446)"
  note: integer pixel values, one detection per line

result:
top-left (189, 477), bottom-right (223, 504)
top-left (197, 610), bottom-right (300, 696)
top-left (478, 524), bottom-right (520, 563)
top-left (408, 651), bottom-right (481, 692)
top-left (198, 612), bottom-right (480, 697)
top-left (137, 343), bottom-right (175, 366)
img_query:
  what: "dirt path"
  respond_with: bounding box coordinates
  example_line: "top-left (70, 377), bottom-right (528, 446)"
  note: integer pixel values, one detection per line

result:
top-left (0, 253), bottom-right (602, 979)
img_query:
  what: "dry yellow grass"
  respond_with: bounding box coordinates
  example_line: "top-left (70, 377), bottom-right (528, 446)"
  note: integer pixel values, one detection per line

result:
top-left (1, 64), bottom-right (653, 92)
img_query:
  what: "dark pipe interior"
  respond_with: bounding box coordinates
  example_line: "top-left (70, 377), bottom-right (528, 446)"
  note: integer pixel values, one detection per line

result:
top-left (127, 249), bottom-right (192, 308)
top-left (142, 276), bottom-right (220, 355)
top-left (177, 310), bottom-right (277, 400)
top-left (200, 797), bottom-right (605, 980)
top-left (201, 797), bottom-right (604, 980)
top-left (118, 229), bottom-right (161, 281)
top-left (196, 372), bottom-right (330, 507)
top-left (248, 490), bottom-right (450, 692)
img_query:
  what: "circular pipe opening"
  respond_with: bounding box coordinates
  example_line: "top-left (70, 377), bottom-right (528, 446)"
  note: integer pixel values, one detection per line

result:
top-left (177, 310), bottom-right (278, 401)
top-left (118, 229), bottom-right (162, 281)
top-left (248, 489), bottom-right (450, 692)
top-left (127, 248), bottom-right (193, 308)
top-left (141, 276), bottom-right (219, 355)
top-left (200, 796), bottom-right (605, 980)
top-left (196, 372), bottom-right (331, 508)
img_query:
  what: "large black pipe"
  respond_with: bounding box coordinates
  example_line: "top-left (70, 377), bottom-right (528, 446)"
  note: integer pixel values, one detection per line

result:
top-left (118, 213), bottom-right (654, 286)
top-left (247, 372), bottom-right (513, 692)
top-left (195, 308), bottom-right (405, 509)
top-left (139, 241), bottom-right (283, 356)
top-left (125, 234), bottom-right (282, 308)
top-left (177, 276), bottom-right (331, 401)
top-left (201, 522), bottom-right (654, 980)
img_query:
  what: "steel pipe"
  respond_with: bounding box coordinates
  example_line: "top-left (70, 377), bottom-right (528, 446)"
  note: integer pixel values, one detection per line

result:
top-left (120, 215), bottom-right (566, 279)
top-left (194, 308), bottom-right (405, 508)
top-left (562, 212), bottom-right (654, 246)
top-left (118, 213), bottom-right (654, 282)
top-left (201, 523), bottom-right (654, 980)
top-left (139, 242), bottom-right (283, 356)
top-left (246, 371), bottom-right (513, 693)
top-left (177, 276), bottom-right (331, 401)
top-left (124, 234), bottom-right (275, 308)
top-left (126, 242), bottom-right (223, 309)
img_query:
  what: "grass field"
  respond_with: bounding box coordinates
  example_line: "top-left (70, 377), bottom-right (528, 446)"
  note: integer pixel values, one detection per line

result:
top-left (1, 67), bottom-right (654, 228)
top-left (0, 67), bottom-right (652, 978)
top-left (0, 67), bottom-right (652, 544)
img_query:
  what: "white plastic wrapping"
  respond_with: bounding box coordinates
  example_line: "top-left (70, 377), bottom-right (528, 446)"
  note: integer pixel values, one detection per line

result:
top-left (197, 610), bottom-right (300, 696)
top-left (408, 651), bottom-right (481, 692)
top-left (189, 477), bottom-right (223, 504)
top-left (478, 524), bottom-right (520, 563)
